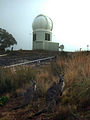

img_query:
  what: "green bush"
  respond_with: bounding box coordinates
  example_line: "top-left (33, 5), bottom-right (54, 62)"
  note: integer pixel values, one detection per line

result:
top-left (0, 96), bottom-right (8, 106)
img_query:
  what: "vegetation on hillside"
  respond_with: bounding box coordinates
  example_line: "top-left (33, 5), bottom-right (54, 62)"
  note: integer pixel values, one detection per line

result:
top-left (0, 67), bottom-right (36, 95)
top-left (0, 51), bottom-right (90, 120)
top-left (51, 52), bottom-right (90, 119)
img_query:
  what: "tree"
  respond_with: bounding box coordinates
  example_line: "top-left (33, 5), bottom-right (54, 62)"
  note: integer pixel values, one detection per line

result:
top-left (0, 28), bottom-right (17, 51)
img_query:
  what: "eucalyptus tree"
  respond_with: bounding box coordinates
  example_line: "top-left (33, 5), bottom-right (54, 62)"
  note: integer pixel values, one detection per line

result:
top-left (0, 28), bottom-right (17, 51)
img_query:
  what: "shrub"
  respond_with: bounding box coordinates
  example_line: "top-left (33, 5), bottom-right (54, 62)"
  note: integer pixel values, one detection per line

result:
top-left (0, 96), bottom-right (8, 106)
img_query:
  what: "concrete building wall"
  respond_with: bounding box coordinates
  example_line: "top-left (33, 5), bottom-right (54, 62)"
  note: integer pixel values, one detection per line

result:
top-left (33, 41), bottom-right (44, 50)
top-left (33, 41), bottom-right (59, 51)
top-left (33, 30), bottom-right (52, 42)
top-left (44, 41), bottom-right (59, 51)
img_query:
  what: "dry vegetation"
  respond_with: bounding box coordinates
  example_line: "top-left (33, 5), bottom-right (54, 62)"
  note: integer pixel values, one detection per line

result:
top-left (51, 52), bottom-right (90, 120)
top-left (0, 51), bottom-right (90, 120)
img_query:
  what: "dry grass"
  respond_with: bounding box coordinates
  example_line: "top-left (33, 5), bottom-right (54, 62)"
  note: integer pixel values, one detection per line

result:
top-left (34, 52), bottom-right (90, 119)
top-left (0, 51), bottom-right (90, 120)
top-left (0, 52), bottom-right (90, 105)
top-left (0, 66), bottom-right (36, 95)
top-left (53, 52), bottom-right (90, 119)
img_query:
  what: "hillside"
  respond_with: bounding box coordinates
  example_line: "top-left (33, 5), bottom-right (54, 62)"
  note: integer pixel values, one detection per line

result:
top-left (0, 50), bottom-right (90, 120)
top-left (0, 50), bottom-right (61, 66)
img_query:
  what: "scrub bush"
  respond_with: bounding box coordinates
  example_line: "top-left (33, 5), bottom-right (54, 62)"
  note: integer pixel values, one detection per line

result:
top-left (0, 96), bottom-right (8, 106)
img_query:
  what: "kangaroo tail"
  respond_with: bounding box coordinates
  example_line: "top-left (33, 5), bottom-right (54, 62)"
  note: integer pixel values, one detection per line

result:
top-left (28, 109), bottom-right (47, 119)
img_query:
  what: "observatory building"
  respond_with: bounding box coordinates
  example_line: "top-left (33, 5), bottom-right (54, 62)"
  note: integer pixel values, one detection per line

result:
top-left (32, 14), bottom-right (59, 51)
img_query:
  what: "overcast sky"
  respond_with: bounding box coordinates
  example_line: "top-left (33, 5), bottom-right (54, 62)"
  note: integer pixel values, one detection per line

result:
top-left (0, 0), bottom-right (90, 51)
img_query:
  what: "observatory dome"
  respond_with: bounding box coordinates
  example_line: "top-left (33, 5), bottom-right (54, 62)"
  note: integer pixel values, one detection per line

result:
top-left (32, 14), bottom-right (53, 31)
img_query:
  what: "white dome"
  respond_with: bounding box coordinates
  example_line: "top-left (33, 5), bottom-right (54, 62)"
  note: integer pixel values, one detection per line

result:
top-left (32, 14), bottom-right (53, 31)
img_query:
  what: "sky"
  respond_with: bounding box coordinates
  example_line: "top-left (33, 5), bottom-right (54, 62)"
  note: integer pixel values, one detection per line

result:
top-left (0, 0), bottom-right (90, 51)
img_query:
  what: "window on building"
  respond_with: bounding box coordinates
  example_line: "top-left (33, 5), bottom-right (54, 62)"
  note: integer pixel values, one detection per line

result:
top-left (33, 34), bottom-right (36, 41)
top-left (45, 33), bottom-right (50, 41)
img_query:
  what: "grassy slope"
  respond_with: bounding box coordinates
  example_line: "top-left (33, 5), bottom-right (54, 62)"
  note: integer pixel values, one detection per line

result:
top-left (52, 52), bottom-right (90, 120)
top-left (0, 51), bottom-right (90, 120)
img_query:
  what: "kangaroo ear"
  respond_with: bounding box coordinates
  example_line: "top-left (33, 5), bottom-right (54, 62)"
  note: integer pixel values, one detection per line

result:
top-left (59, 74), bottom-right (64, 77)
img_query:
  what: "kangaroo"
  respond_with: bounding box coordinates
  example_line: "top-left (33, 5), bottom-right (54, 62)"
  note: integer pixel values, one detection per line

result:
top-left (28, 74), bottom-right (65, 119)
top-left (11, 80), bottom-right (37, 110)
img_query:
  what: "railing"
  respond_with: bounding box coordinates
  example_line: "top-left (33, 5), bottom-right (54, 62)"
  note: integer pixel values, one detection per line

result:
top-left (4, 56), bottom-right (56, 68)
top-left (0, 54), bottom-right (7, 57)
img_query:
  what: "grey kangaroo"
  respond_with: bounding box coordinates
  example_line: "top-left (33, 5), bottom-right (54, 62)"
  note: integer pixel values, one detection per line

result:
top-left (28, 74), bottom-right (65, 119)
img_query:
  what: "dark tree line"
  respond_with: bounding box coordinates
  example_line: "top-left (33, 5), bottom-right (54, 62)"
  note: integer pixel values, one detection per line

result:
top-left (0, 28), bottom-right (17, 51)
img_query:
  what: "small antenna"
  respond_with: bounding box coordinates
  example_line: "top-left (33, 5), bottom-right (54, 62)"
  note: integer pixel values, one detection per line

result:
top-left (87, 45), bottom-right (89, 51)
top-left (80, 48), bottom-right (82, 51)
top-left (59, 44), bottom-right (64, 51)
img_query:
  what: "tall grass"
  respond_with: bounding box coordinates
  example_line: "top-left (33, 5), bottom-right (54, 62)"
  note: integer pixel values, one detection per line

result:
top-left (0, 66), bottom-right (36, 95)
top-left (51, 53), bottom-right (90, 107)
top-left (49, 52), bottom-right (90, 119)
top-left (0, 52), bottom-right (89, 104)
top-left (36, 70), bottom-right (54, 96)
top-left (0, 52), bottom-right (90, 119)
